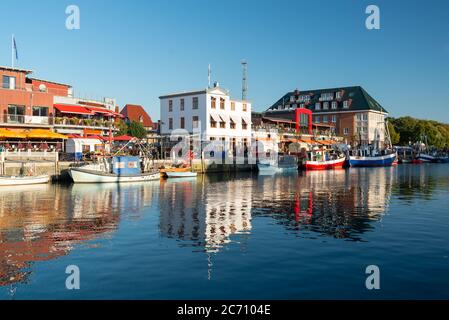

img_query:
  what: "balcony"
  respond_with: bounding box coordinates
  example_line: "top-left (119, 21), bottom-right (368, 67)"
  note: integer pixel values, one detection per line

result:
top-left (1, 114), bottom-right (118, 132)
top-left (1, 114), bottom-right (51, 127)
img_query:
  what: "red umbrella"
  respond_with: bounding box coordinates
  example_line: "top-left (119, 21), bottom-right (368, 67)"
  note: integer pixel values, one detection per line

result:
top-left (113, 135), bottom-right (134, 141)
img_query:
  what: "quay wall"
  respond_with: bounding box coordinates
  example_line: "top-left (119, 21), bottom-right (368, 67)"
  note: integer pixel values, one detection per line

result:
top-left (0, 159), bottom-right (255, 181)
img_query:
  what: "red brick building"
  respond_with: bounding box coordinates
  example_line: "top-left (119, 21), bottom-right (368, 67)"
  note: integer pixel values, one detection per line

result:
top-left (0, 66), bottom-right (71, 129)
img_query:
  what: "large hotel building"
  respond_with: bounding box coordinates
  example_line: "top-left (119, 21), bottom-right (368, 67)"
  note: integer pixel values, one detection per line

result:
top-left (264, 86), bottom-right (389, 145)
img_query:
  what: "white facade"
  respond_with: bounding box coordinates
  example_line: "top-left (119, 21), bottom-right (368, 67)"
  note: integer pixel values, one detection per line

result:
top-left (160, 86), bottom-right (252, 148)
top-left (355, 111), bottom-right (386, 143)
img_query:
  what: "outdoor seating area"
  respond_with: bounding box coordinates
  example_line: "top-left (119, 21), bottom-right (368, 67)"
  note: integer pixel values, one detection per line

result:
top-left (0, 128), bottom-right (67, 152)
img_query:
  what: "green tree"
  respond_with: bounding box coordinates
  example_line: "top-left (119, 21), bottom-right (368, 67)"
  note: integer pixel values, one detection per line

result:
top-left (115, 120), bottom-right (129, 136)
top-left (128, 121), bottom-right (147, 139)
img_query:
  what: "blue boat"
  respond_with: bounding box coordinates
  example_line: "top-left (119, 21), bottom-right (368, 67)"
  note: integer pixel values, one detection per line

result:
top-left (349, 151), bottom-right (397, 167)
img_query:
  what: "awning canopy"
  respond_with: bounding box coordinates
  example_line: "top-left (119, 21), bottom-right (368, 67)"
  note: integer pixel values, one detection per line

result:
top-left (0, 128), bottom-right (27, 139)
top-left (242, 116), bottom-right (251, 124)
top-left (113, 135), bottom-right (134, 141)
top-left (54, 104), bottom-right (93, 115)
top-left (23, 129), bottom-right (68, 139)
top-left (230, 115), bottom-right (240, 123)
top-left (210, 114), bottom-right (221, 122)
top-left (219, 114), bottom-right (229, 122)
top-left (86, 107), bottom-right (111, 114)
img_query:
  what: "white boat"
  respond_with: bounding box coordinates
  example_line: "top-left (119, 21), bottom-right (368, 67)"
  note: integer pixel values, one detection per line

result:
top-left (69, 168), bottom-right (160, 183)
top-left (0, 175), bottom-right (50, 186)
top-left (257, 162), bottom-right (282, 174)
top-left (69, 156), bottom-right (160, 183)
top-left (164, 171), bottom-right (197, 178)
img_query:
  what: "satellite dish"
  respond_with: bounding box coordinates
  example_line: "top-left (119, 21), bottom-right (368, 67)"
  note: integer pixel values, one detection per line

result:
top-left (39, 84), bottom-right (47, 92)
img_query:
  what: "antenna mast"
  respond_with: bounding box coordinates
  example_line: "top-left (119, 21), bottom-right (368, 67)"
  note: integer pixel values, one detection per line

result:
top-left (208, 63), bottom-right (211, 88)
top-left (241, 60), bottom-right (247, 101)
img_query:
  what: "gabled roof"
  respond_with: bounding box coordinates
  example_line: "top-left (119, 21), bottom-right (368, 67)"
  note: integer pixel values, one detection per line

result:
top-left (267, 86), bottom-right (388, 114)
top-left (120, 104), bottom-right (154, 128)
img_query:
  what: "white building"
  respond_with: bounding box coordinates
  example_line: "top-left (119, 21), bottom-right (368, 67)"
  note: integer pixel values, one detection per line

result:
top-left (159, 84), bottom-right (252, 150)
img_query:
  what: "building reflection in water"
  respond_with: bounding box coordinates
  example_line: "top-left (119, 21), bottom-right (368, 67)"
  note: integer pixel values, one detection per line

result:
top-left (159, 176), bottom-right (252, 253)
top-left (0, 182), bottom-right (159, 287)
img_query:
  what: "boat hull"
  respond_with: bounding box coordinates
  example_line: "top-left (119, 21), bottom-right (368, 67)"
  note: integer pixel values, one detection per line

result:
top-left (349, 153), bottom-right (397, 167)
top-left (165, 171), bottom-right (197, 178)
top-left (69, 168), bottom-right (160, 183)
top-left (0, 175), bottom-right (50, 186)
top-left (303, 157), bottom-right (346, 170)
top-left (417, 154), bottom-right (437, 163)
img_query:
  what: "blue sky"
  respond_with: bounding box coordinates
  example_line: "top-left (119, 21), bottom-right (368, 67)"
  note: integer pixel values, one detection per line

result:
top-left (1, 0), bottom-right (448, 122)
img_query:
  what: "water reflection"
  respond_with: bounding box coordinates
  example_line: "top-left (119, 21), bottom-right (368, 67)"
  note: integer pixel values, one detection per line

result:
top-left (2, 165), bottom-right (447, 289)
top-left (0, 183), bottom-right (159, 287)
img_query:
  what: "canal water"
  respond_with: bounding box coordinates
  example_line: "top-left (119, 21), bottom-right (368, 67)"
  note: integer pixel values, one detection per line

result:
top-left (1, 164), bottom-right (449, 299)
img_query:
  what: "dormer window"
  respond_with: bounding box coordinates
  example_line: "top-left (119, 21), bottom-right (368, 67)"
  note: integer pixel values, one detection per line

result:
top-left (315, 102), bottom-right (321, 110)
top-left (139, 115), bottom-right (143, 123)
top-left (336, 91), bottom-right (342, 99)
top-left (331, 101), bottom-right (338, 109)
top-left (343, 100), bottom-right (350, 109)
top-left (323, 102), bottom-right (329, 110)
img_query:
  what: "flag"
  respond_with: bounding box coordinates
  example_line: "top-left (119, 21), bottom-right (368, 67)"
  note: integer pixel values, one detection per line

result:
top-left (13, 36), bottom-right (18, 60)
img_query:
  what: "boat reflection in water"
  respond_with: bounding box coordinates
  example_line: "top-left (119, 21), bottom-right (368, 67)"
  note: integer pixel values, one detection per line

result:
top-left (157, 168), bottom-right (396, 281)
top-left (0, 182), bottom-right (157, 287)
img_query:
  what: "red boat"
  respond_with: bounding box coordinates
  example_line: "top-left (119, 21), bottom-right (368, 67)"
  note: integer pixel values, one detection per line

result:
top-left (301, 149), bottom-right (346, 170)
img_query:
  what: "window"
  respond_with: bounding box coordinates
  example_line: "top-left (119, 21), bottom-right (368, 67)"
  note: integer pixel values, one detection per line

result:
top-left (315, 116), bottom-right (321, 123)
top-left (343, 100), bottom-right (349, 109)
top-left (336, 91), bottom-right (342, 99)
top-left (210, 116), bottom-right (217, 128)
top-left (332, 115), bottom-right (337, 123)
top-left (2, 75), bottom-right (16, 89)
top-left (168, 100), bottom-right (173, 112)
top-left (320, 92), bottom-right (334, 101)
top-left (220, 98), bottom-right (225, 110)
top-left (344, 128), bottom-right (349, 135)
top-left (32, 106), bottom-right (49, 117)
top-left (193, 116), bottom-right (199, 128)
top-left (300, 103), bottom-right (305, 108)
top-left (220, 121), bottom-right (226, 128)
top-left (231, 102), bottom-right (235, 111)
top-left (362, 114), bottom-right (368, 121)
top-left (180, 117), bottom-right (185, 129)
top-left (315, 102), bottom-right (321, 110)
top-left (192, 97), bottom-right (198, 109)
top-left (211, 97), bottom-right (216, 109)
top-left (139, 115), bottom-right (144, 123)
top-left (7, 105), bottom-right (25, 123)
top-left (230, 120), bottom-right (236, 129)
top-left (323, 115), bottom-right (328, 123)
top-left (323, 102), bottom-right (329, 110)
top-left (243, 103), bottom-right (247, 112)
top-left (210, 137), bottom-right (216, 141)
top-left (180, 99), bottom-right (185, 111)
top-left (331, 101), bottom-right (338, 109)
top-left (169, 118), bottom-right (173, 130)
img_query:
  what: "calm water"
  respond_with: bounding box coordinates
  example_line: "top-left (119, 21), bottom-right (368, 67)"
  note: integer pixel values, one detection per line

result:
top-left (1, 165), bottom-right (449, 299)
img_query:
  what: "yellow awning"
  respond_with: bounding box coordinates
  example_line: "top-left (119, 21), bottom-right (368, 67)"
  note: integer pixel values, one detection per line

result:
top-left (22, 129), bottom-right (68, 140)
top-left (0, 128), bottom-right (27, 139)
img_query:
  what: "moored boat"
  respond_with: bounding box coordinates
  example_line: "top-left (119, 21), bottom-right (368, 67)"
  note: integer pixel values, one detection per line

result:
top-left (69, 156), bottom-right (160, 183)
top-left (300, 148), bottom-right (346, 170)
top-left (0, 175), bottom-right (50, 186)
top-left (349, 152), bottom-right (397, 167)
top-left (161, 167), bottom-right (197, 178)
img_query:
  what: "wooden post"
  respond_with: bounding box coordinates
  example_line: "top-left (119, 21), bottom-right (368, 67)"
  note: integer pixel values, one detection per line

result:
top-left (0, 151), bottom-right (4, 175)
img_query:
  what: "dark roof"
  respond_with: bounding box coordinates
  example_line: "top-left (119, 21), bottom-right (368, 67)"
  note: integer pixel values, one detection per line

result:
top-left (120, 104), bottom-right (154, 128)
top-left (266, 86), bottom-right (388, 114)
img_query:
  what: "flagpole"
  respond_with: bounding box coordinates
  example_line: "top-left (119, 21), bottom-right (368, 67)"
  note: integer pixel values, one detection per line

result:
top-left (11, 34), bottom-right (14, 68)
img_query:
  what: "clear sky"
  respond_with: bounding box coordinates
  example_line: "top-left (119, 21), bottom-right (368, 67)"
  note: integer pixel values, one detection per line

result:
top-left (1, 0), bottom-right (448, 122)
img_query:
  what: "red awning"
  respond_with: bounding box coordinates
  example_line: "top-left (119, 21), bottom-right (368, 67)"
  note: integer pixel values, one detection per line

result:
top-left (54, 104), bottom-right (93, 115)
top-left (86, 106), bottom-right (124, 118)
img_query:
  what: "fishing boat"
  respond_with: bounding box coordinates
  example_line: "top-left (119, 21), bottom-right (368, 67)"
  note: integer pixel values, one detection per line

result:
top-left (0, 175), bottom-right (50, 186)
top-left (161, 167), bottom-right (197, 178)
top-left (300, 148), bottom-right (346, 170)
top-left (69, 156), bottom-right (160, 183)
top-left (257, 161), bottom-right (282, 174)
top-left (349, 148), bottom-right (397, 167)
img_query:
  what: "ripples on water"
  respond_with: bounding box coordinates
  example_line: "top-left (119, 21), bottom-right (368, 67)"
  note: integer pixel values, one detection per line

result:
top-left (1, 164), bottom-right (449, 299)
